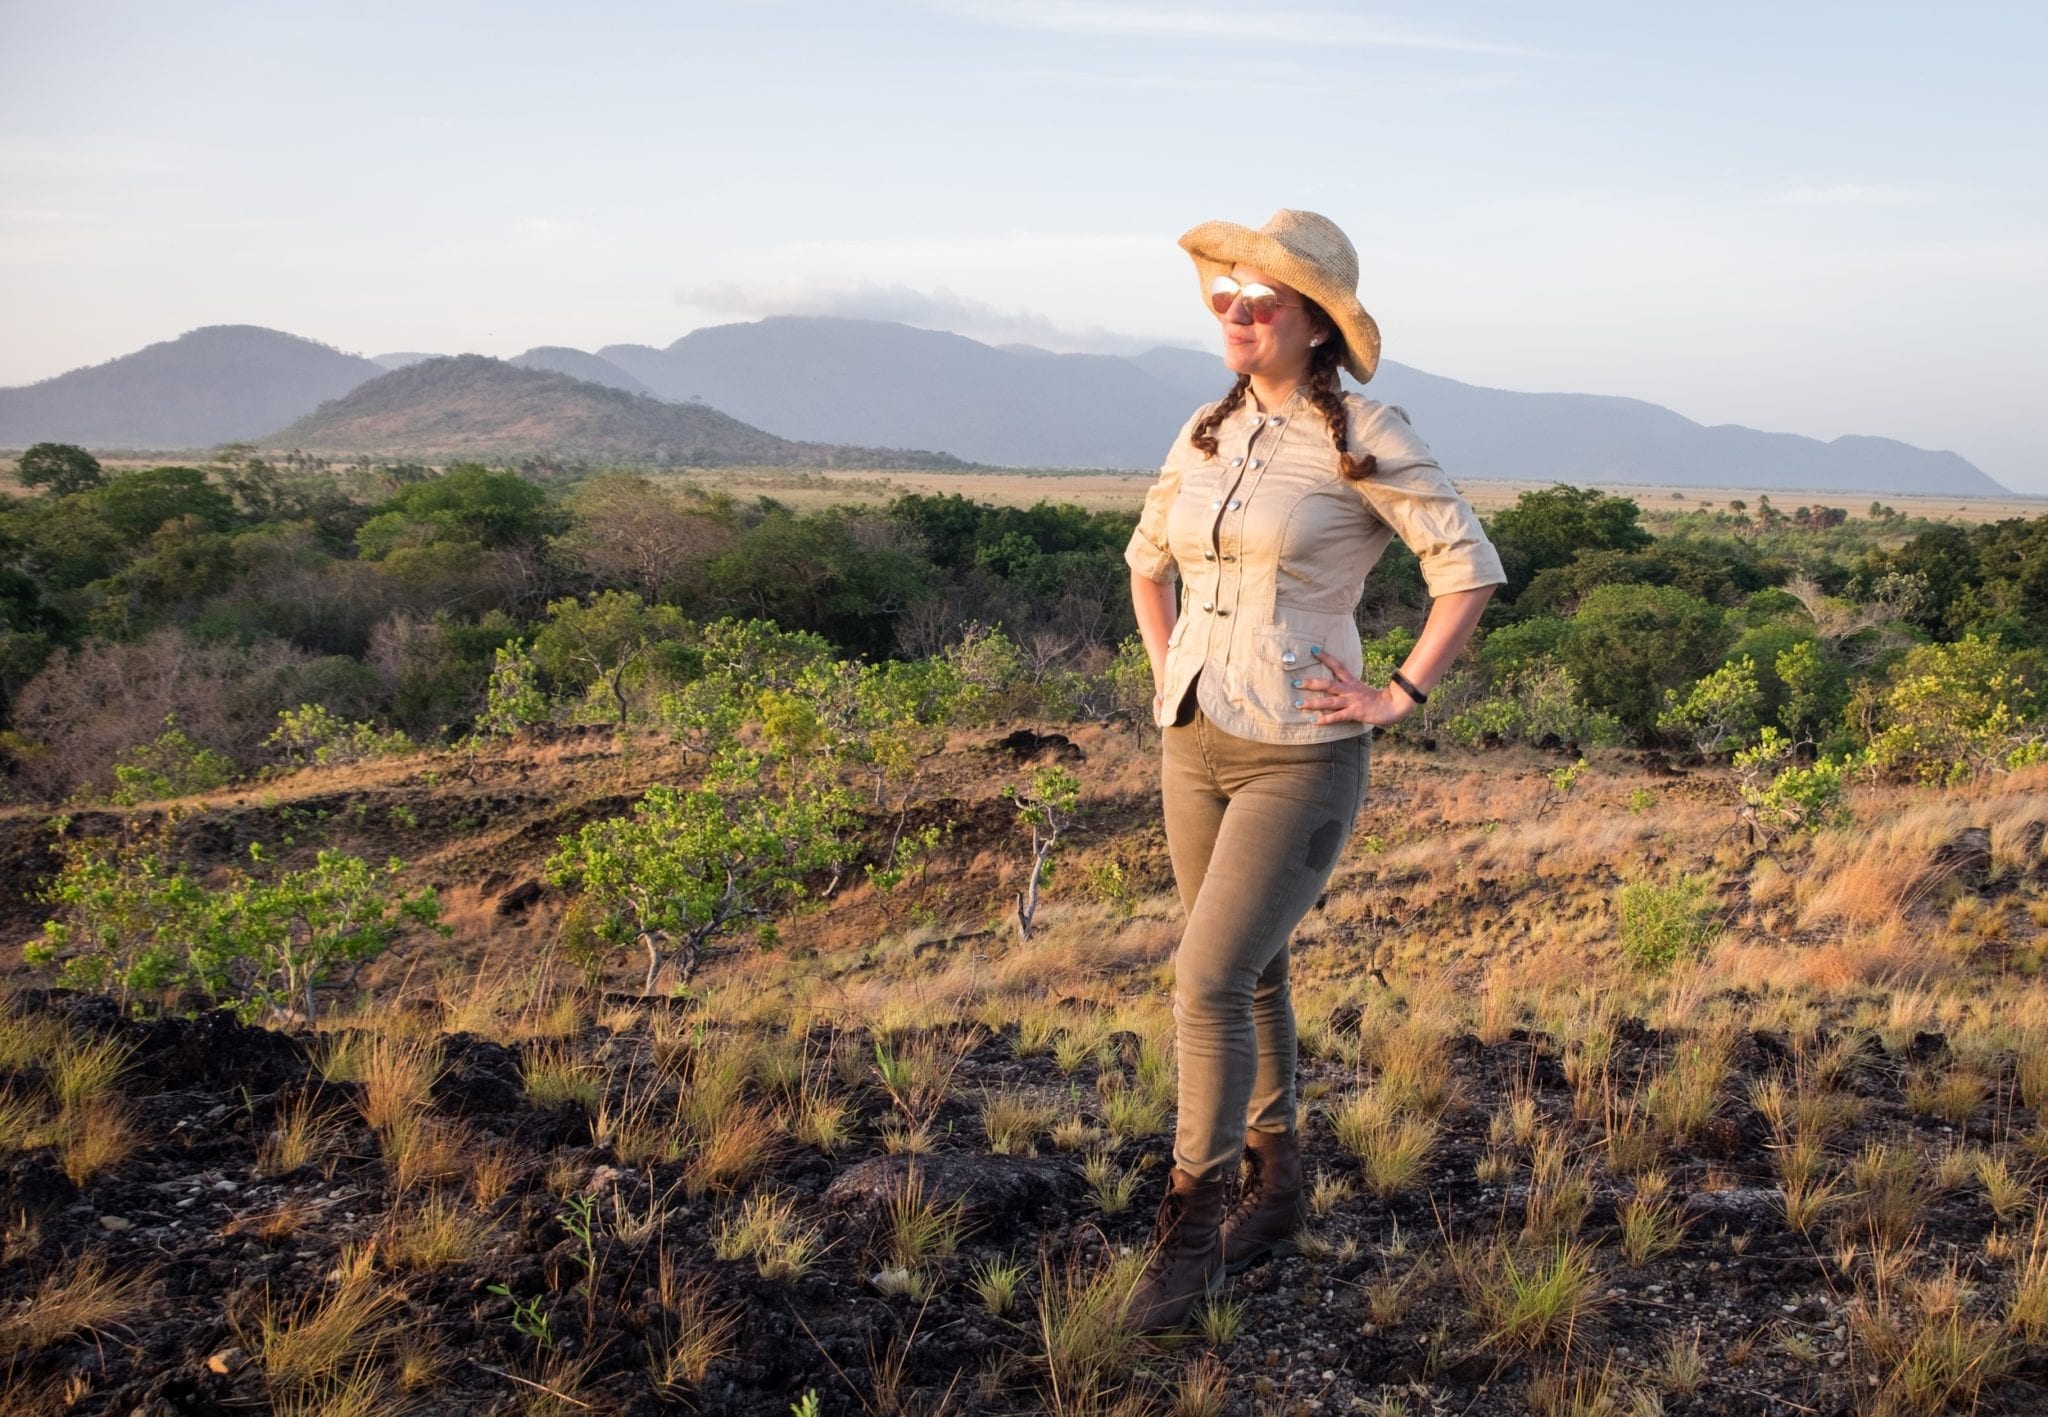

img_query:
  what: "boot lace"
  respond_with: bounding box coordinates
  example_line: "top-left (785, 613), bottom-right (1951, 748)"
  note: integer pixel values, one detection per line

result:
top-left (1220, 1149), bottom-right (1265, 1228)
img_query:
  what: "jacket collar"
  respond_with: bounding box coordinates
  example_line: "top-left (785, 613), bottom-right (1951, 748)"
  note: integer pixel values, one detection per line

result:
top-left (1242, 384), bottom-right (1314, 424)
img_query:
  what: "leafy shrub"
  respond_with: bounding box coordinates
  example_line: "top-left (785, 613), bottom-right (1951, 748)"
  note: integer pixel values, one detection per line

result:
top-left (1862, 633), bottom-right (2045, 784)
top-left (1656, 656), bottom-right (1762, 756)
top-left (107, 717), bottom-right (236, 804)
top-left (263, 704), bottom-right (413, 769)
top-left (470, 637), bottom-right (551, 738)
top-left (26, 823), bottom-right (442, 1020)
top-left (1733, 726), bottom-right (1857, 844)
top-left (24, 819), bottom-right (217, 1003)
top-left (545, 750), bottom-right (859, 992)
top-left (1615, 871), bottom-right (1720, 973)
top-left (1441, 664), bottom-right (1627, 750)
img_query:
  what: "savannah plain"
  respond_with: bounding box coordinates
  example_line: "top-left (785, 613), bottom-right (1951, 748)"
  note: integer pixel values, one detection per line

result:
top-left (2, 447), bottom-right (2047, 1417)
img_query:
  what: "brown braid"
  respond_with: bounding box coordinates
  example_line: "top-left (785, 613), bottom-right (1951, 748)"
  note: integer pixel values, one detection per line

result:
top-left (1301, 321), bottom-right (1377, 481)
top-left (1185, 301), bottom-right (1376, 479)
top-left (1188, 374), bottom-right (1250, 460)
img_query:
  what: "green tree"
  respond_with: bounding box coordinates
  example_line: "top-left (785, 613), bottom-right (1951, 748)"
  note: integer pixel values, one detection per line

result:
top-left (705, 506), bottom-right (929, 657)
top-left (653, 617), bottom-right (835, 762)
top-left (1732, 727), bottom-right (1857, 850)
top-left (1774, 638), bottom-right (1850, 748)
top-left (1441, 663), bottom-right (1628, 750)
top-left (531, 591), bottom-right (693, 724)
top-left (1004, 763), bottom-right (1080, 941)
top-left (90, 467), bottom-right (237, 542)
top-left (1559, 583), bottom-right (1729, 740)
top-left (1485, 484), bottom-right (1652, 599)
top-left (355, 463), bottom-right (563, 558)
top-left (16, 442), bottom-right (106, 496)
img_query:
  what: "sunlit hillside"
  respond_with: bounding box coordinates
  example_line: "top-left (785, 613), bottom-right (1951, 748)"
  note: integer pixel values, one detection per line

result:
top-left (4, 711), bottom-right (2048, 1414)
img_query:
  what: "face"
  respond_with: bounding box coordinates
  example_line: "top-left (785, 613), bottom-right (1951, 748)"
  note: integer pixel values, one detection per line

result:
top-left (1214, 263), bottom-right (1329, 385)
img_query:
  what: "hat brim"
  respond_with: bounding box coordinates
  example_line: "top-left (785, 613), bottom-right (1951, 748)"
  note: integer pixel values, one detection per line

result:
top-left (1179, 220), bottom-right (1381, 384)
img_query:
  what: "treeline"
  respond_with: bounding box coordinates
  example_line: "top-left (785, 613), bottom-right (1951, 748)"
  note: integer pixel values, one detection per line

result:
top-left (3, 441), bottom-right (2046, 806)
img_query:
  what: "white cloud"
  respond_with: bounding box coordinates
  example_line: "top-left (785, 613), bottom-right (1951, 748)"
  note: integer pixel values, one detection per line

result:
top-left (675, 277), bottom-right (1199, 354)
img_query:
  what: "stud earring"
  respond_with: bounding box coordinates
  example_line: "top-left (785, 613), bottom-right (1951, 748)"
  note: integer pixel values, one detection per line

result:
top-left (1309, 337), bottom-right (1324, 346)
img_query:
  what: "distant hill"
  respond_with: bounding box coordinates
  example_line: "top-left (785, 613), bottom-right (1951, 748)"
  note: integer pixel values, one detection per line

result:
top-left (0, 325), bottom-right (386, 450)
top-left (600, 317), bottom-right (2007, 495)
top-left (599, 318), bottom-right (1195, 468)
top-left (509, 347), bottom-right (652, 397)
top-left (2, 319), bottom-right (2006, 494)
top-left (266, 355), bottom-right (970, 468)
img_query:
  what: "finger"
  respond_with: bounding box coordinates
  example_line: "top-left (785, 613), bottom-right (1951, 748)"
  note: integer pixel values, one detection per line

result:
top-left (1311, 649), bottom-right (1355, 684)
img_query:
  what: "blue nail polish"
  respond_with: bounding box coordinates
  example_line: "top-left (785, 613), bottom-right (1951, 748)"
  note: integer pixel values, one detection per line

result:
top-left (1291, 678), bottom-right (1302, 688)
top-left (1292, 698), bottom-right (1304, 709)
top-left (1309, 644), bottom-right (1323, 655)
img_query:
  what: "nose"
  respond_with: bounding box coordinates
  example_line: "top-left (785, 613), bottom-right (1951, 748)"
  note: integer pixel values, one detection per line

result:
top-left (1222, 296), bottom-right (1254, 325)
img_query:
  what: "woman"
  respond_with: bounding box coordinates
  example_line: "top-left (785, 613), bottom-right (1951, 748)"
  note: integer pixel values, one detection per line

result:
top-left (1122, 209), bottom-right (1508, 1333)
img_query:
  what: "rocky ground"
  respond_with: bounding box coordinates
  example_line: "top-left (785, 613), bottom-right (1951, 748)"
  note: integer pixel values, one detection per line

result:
top-left (4, 981), bottom-right (2045, 1416)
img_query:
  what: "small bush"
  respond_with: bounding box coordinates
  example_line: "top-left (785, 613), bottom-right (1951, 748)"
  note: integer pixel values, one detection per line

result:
top-left (1615, 871), bottom-right (1720, 974)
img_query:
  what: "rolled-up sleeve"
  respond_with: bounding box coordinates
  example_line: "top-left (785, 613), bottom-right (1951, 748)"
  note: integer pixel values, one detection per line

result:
top-left (1124, 407), bottom-right (1204, 585)
top-left (1351, 402), bottom-right (1507, 597)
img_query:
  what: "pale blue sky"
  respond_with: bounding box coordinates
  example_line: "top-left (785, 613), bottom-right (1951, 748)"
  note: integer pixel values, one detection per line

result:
top-left (3, 1), bottom-right (2043, 490)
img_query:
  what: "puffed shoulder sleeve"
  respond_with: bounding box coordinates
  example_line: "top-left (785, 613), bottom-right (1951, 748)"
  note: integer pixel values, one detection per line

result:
top-left (1350, 401), bottom-right (1507, 597)
top-left (1123, 405), bottom-right (1205, 585)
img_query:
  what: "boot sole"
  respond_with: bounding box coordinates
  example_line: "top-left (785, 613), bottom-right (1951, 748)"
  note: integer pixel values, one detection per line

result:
top-left (1222, 1235), bottom-right (1298, 1276)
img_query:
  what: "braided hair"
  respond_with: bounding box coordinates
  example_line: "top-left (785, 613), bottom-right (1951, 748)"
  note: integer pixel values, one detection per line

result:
top-left (1188, 300), bottom-right (1377, 481)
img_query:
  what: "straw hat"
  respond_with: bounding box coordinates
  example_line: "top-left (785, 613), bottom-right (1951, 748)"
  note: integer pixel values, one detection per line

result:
top-left (1178, 208), bottom-right (1381, 384)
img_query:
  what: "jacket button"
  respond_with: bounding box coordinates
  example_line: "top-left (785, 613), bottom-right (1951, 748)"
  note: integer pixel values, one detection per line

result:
top-left (1249, 459), bottom-right (1263, 470)
top-left (1226, 498), bottom-right (1241, 510)
top-left (1281, 650), bottom-right (1297, 666)
top-left (1271, 416), bottom-right (1284, 426)
top-left (1203, 550), bottom-right (1215, 560)
top-left (1210, 499), bottom-right (1222, 509)
top-left (1202, 600), bottom-right (1214, 611)
top-left (1231, 457), bottom-right (1244, 467)
top-left (1216, 607), bottom-right (1230, 616)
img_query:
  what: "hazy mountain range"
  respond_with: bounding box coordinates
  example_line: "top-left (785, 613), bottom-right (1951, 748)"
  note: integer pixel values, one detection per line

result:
top-left (0, 320), bottom-right (2010, 495)
top-left (271, 354), bottom-right (966, 468)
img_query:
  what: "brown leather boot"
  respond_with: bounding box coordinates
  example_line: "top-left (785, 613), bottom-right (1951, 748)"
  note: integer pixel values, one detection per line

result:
top-left (1218, 1127), bottom-right (1307, 1274)
top-left (1124, 1164), bottom-right (1228, 1334)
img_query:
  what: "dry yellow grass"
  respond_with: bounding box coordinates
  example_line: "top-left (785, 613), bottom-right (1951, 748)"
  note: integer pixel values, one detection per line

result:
top-left (0, 1253), bottom-right (153, 1358)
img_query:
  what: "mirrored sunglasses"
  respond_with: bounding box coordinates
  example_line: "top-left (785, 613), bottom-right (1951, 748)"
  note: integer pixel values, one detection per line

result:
top-left (1208, 274), bottom-right (1304, 322)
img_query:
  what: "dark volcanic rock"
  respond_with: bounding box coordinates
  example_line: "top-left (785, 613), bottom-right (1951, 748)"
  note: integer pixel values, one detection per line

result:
top-left (822, 1153), bottom-right (1081, 1241)
top-left (435, 1032), bottom-right (526, 1115)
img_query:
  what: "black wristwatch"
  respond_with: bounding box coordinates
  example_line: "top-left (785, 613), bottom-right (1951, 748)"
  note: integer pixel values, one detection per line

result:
top-left (1390, 669), bottom-right (1427, 705)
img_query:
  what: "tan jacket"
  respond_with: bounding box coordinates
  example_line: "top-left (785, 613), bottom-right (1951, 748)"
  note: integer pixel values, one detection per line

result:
top-left (1125, 385), bottom-right (1508, 743)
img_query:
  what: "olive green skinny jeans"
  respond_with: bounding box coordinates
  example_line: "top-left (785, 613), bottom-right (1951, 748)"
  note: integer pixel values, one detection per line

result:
top-left (1160, 676), bottom-right (1367, 1181)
